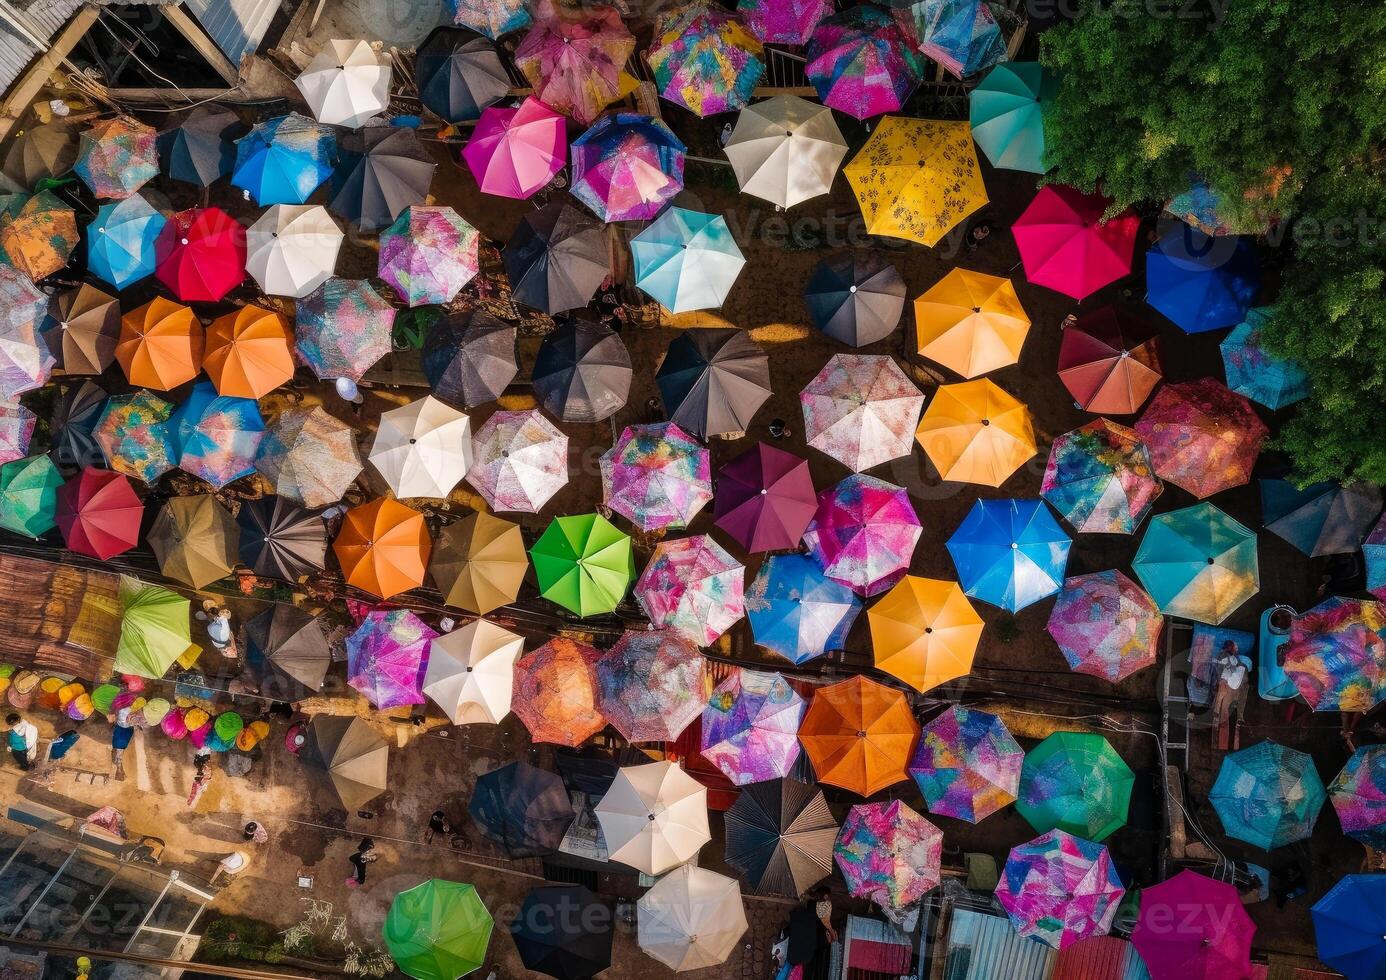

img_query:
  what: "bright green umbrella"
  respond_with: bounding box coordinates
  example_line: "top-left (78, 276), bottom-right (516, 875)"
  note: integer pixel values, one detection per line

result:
top-left (0, 454), bottom-right (63, 536)
top-left (384, 879), bottom-right (493, 980)
top-left (968, 62), bottom-right (1055, 174)
top-left (113, 576), bottom-right (191, 679)
top-left (1015, 731), bottom-right (1134, 842)
top-left (530, 513), bottom-right (634, 616)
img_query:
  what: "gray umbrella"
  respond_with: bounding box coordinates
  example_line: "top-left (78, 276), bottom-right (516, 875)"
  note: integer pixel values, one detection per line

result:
top-left (655, 328), bottom-right (771, 439)
top-left (504, 198), bottom-right (609, 314)
top-left (50, 379), bottom-right (107, 474)
top-left (158, 106), bottom-right (242, 187)
top-left (329, 127), bottom-right (437, 231)
top-left (724, 778), bottom-right (837, 897)
top-left (236, 495), bottom-right (327, 579)
top-left (245, 604), bottom-right (332, 695)
top-left (421, 309), bottom-right (518, 408)
top-left (804, 252), bottom-right (906, 347)
top-left (306, 716), bottom-right (389, 812)
top-left (531, 317), bottom-right (632, 423)
top-left (416, 27), bottom-right (511, 123)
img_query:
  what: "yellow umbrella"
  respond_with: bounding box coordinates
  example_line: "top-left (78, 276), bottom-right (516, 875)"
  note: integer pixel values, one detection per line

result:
top-left (868, 576), bottom-right (982, 692)
top-left (915, 269), bottom-right (1030, 378)
top-left (916, 379), bottom-right (1035, 487)
top-left (843, 117), bottom-right (987, 247)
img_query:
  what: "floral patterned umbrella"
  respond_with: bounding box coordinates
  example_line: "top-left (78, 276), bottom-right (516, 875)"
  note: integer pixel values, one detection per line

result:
top-left (806, 6), bottom-right (923, 120)
top-left (738, 0), bottom-right (831, 45)
top-left (512, 637), bottom-right (607, 746)
top-left (596, 629), bottom-right (706, 743)
top-left (647, 3), bottom-right (764, 117)
top-left (0, 190), bottom-right (77, 279)
top-left (995, 830), bottom-right (1126, 950)
top-left (635, 534), bottom-right (745, 645)
top-left (0, 266), bottom-right (52, 402)
top-left (1134, 378), bottom-right (1266, 499)
top-left (466, 409), bottom-right (569, 513)
top-left (94, 390), bottom-right (175, 483)
top-left (346, 609), bottom-right (438, 710)
top-left (1282, 596), bottom-right (1386, 712)
top-left (295, 278), bottom-right (395, 381)
top-left (170, 380), bottom-right (265, 489)
top-left (571, 114), bottom-right (686, 223)
top-left (1040, 420), bottom-right (1162, 535)
top-left (448, 0), bottom-right (530, 39)
top-left (1046, 570), bottom-right (1162, 683)
top-left (254, 406), bottom-right (363, 509)
top-left (834, 800), bottom-right (942, 910)
top-left (516, 0), bottom-right (635, 124)
top-left (1329, 745), bottom-right (1386, 849)
top-left (803, 474), bottom-right (921, 597)
top-left (600, 421), bottom-right (711, 532)
top-left (700, 670), bottom-right (804, 785)
top-left (745, 554), bottom-right (861, 664)
top-left (74, 117), bottom-right (159, 199)
top-left (908, 705), bottom-right (1022, 823)
top-left (800, 353), bottom-right (924, 472)
top-left (0, 400), bottom-right (35, 464)
top-left (1219, 307), bottom-right (1308, 410)
top-left (378, 206), bottom-right (479, 307)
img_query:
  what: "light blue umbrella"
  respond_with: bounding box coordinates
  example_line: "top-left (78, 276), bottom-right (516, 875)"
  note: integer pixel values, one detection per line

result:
top-left (1145, 224), bottom-right (1259, 333)
top-left (232, 112), bottom-right (336, 206)
top-left (632, 207), bottom-right (745, 313)
top-left (745, 553), bottom-right (861, 664)
top-left (1219, 308), bottom-right (1308, 409)
top-left (1132, 502), bottom-right (1259, 625)
top-left (1210, 741), bottom-right (1325, 850)
top-left (170, 380), bottom-right (265, 489)
top-left (1313, 874), bottom-right (1386, 980)
top-left (968, 62), bottom-right (1054, 173)
top-left (1261, 478), bottom-right (1381, 557)
top-left (945, 498), bottom-right (1069, 613)
top-left (86, 194), bottom-right (165, 290)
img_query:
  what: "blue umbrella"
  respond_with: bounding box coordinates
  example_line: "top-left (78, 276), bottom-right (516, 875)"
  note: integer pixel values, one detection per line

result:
top-left (945, 498), bottom-right (1070, 613)
top-left (232, 112), bottom-right (336, 206)
top-left (1313, 874), bottom-right (1386, 980)
top-left (1261, 478), bottom-right (1382, 558)
top-left (1131, 502), bottom-right (1260, 625)
top-left (86, 194), bottom-right (165, 290)
top-left (1145, 224), bottom-right (1259, 333)
top-left (632, 207), bottom-right (745, 313)
top-left (1210, 741), bottom-right (1325, 850)
top-left (170, 380), bottom-right (265, 489)
top-left (1219, 308), bottom-right (1308, 409)
top-left (746, 553), bottom-right (862, 664)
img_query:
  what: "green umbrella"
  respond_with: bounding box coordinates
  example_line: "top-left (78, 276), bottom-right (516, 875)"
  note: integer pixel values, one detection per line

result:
top-left (384, 879), bottom-right (493, 980)
top-left (0, 454), bottom-right (63, 536)
top-left (113, 576), bottom-right (191, 679)
top-left (1015, 731), bottom-right (1134, 842)
top-left (968, 62), bottom-right (1055, 174)
top-left (530, 513), bottom-right (634, 617)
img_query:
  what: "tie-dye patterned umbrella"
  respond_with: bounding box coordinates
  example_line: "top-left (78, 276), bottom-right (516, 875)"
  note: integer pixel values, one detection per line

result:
top-left (377, 206), bottom-right (479, 308)
top-left (74, 117), bottom-right (159, 200)
top-left (738, 0), bottom-right (831, 44)
top-left (1041, 420), bottom-right (1162, 535)
top-left (0, 400), bottom-right (35, 464)
top-left (806, 6), bottom-right (923, 120)
top-left (571, 113), bottom-right (686, 223)
top-left (635, 534), bottom-right (745, 645)
top-left (1016, 732), bottom-right (1134, 842)
top-left (700, 670), bottom-right (804, 785)
top-left (1282, 596), bottom-right (1386, 712)
top-left (1046, 570), bottom-right (1162, 683)
top-left (254, 407), bottom-right (363, 509)
top-left (892, 0), bottom-right (1008, 79)
top-left (171, 380), bottom-right (266, 489)
top-left (746, 554), bottom-right (861, 664)
top-left (516, 0), bottom-right (635, 124)
top-left (0, 267), bottom-right (52, 402)
top-left (1329, 745), bottom-right (1386, 849)
top-left (0, 454), bottom-right (63, 537)
top-left (448, 0), bottom-right (531, 39)
top-left (1210, 741), bottom-right (1325, 850)
top-left (995, 830), bottom-right (1125, 950)
top-left (512, 637), bottom-right (607, 746)
top-left (1134, 378), bottom-right (1267, 499)
top-left (600, 421), bottom-right (712, 532)
top-left (909, 705), bottom-right (1022, 823)
top-left (295, 278), bottom-right (395, 382)
top-left (647, 3), bottom-right (764, 117)
top-left (1219, 308), bottom-right (1309, 410)
top-left (94, 390), bottom-right (175, 483)
top-left (800, 353), bottom-right (924, 472)
top-left (834, 800), bottom-right (942, 910)
top-left (346, 609), bottom-right (438, 710)
top-left (0, 190), bottom-right (77, 279)
top-left (803, 474), bottom-right (921, 597)
top-left (596, 629), bottom-right (706, 743)
top-left (466, 409), bottom-right (569, 513)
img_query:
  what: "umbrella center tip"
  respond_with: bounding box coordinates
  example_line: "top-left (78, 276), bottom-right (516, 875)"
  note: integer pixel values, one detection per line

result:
top-left (849, 285), bottom-right (857, 293)
top-left (1207, 557), bottom-right (1215, 565)
top-left (855, 730), bottom-right (865, 737)
top-left (924, 627), bottom-right (932, 634)
top-left (981, 418), bottom-right (990, 426)
top-left (759, 488), bottom-right (767, 495)
top-left (1010, 542), bottom-right (1018, 549)
top-left (971, 306), bottom-right (980, 313)
top-left (409, 438), bottom-right (417, 444)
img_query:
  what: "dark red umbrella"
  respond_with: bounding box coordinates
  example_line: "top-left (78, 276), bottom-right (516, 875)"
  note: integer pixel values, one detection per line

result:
top-left (155, 206), bottom-right (247, 302)
top-left (1057, 306), bottom-right (1163, 415)
top-left (55, 466), bottom-right (142, 560)
top-left (713, 442), bottom-right (817, 553)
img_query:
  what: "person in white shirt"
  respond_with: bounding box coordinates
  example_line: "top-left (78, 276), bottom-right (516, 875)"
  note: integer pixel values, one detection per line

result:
top-left (1211, 641), bottom-right (1249, 751)
top-left (6, 713), bottom-right (38, 770)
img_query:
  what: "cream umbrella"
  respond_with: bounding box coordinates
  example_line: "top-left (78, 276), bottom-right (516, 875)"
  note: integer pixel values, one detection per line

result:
top-left (724, 95), bottom-right (847, 209)
top-left (595, 761), bottom-right (710, 876)
top-left (638, 866), bottom-right (748, 972)
top-left (424, 619), bottom-right (524, 724)
top-left (246, 205), bottom-right (342, 298)
top-left (368, 395), bottom-right (473, 499)
top-left (295, 39), bottom-right (391, 130)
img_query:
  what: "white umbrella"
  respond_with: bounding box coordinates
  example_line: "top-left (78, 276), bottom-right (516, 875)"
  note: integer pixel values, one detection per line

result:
top-left (246, 205), bottom-right (342, 298)
top-left (801, 353), bottom-right (925, 472)
top-left (638, 866), bottom-right (748, 972)
top-left (368, 395), bottom-right (473, 499)
top-left (595, 761), bottom-right (709, 876)
top-left (465, 408), bottom-right (569, 514)
top-left (724, 96), bottom-right (848, 209)
top-left (294, 39), bottom-right (391, 130)
top-left (423, 619), bottom-right (524, 724)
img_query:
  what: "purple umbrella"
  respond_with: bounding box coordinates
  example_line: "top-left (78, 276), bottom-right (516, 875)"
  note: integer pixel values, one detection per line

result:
top-left (0, 400), bottom-right (36, 464)
top-left (700, 669), bottom-right (804, 785)
top-left (346, 610), bottom-right (438, 710)
top-left (803, 474), bottom-right (921, 597)
top-left (713, 442), bottom-right (817, 553)
top-left (908, 705), bottom-right (1022, 823)
top-left (1131, 870), bottom-right (1255, 979)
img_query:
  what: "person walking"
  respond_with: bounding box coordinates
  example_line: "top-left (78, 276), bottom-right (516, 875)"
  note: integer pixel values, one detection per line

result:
top-left (187, 750), bottom-right (213, 808)
top-left (243, 821), bottom-right (269, 845)
top-left (347, 837), bottom-right (376, 888)
top-left (36, 724), bottom-right (82, 784)
top-left (110, 705), bottom-right (135, 780)
top-left (426, 810), bottom-right (452, 844)
top-left (5, 713), bottom-right (37, 771)
top-left (1210, 640), bottom-right (1250, 751)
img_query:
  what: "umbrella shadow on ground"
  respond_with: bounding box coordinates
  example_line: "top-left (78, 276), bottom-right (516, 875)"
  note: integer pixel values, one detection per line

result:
top-left (173, 811), bottom-right (248, 844)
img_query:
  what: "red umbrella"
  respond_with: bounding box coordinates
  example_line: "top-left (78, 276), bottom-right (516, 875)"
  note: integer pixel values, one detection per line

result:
top-left (1057, 306), bottom-right (1162, 415)
top-left (713, 442), bottom-right (817, 553)
top-left (1011, 186), bottom-right (1140, 301)
top-left (155, 206), bottom-right (247, 302)
top-left (55, 466), bottom-right (143, 559)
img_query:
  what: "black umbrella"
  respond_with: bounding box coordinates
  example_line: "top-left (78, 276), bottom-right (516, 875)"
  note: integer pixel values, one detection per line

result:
top-left (305, 716), bottom-right (389, 812)
top-left (50, 379), bottom-right (107, 474)
top-left (532, 318), bottom-right (631, 423)
top-left (416, 27), bottom-right (512, 123)
top-left (656, 328), bottom-right (771, 439)
top-left (2, 121), bottom-right (76, 189)
top-left (804, 252), bottom-right (906, 347)
top-left (236, 496), bottom-right (327, 579)
top-left (723, 778), bottom-right (837, 897)
top-left (158, 106), bottom-right (242, 187)
top-left (511, 885), bottom-right (613, 980)
top-left (421, 308), bottom-right (518, 408)
top-left (469, 761), bottom-right (575, 857)
top-left (330, 127), bottom-right (437, 231)
top-left (244, 604), bottom-right (332, 694)
top-left (504, 199), bottom-right (609, 315)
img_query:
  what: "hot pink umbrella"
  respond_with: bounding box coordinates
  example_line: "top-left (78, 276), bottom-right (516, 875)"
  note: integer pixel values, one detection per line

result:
top-left (1134, 378), bottom-right (1267, 499)
top-left (635, 534), bottom-right (745, 645)
top-left (462, 97), bottom-right (567, 199)
top-left (1011, 186), bottom-right (1140, 301)
top-left (515, 0), bottom-right (635, 125)
top-left (803, 474), bottom-right (921, 597)
top-left (1131, 870), bottom-right (1255, 980)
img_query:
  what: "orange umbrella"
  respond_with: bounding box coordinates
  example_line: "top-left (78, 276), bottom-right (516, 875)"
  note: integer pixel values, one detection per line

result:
top-left (512, 637), bottom-right (607, 747)
top-left (914, 269), bottom-right (1029, 378)
top-left (798, 675), bottom-right (917, 796)
top-left (868, 576), bottom-right (982, 692)
top-left (204, 305), bottom-right (295, 398)
top-left (115, 297), bottom-right (203, 390)
top-left (915, 379), bottom-right (1035, 487)
top-left (332, 497), bottom-right (432, 599)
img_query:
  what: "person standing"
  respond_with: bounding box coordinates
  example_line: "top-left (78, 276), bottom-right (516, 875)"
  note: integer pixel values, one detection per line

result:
top-left (1210, 640), bottom-right (1250, 751)
top-left (347, 837), bottom-right (376, 888)
top-left (110, 705), bottom-right (135, 780)
top-left (36, 724), bottom-right (82, 784)
top-left (5, 713), bottom-right (37, 771)
top-left (187, 750), bottom-right (213, 808)
top-left (809, 885), bottom-right (838, 945)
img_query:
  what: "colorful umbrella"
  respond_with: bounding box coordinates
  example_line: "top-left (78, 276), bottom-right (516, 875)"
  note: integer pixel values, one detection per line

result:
top-left (367, 395), bottom-right (473, 500)
top-left (725, 95), bottom-right (847, 210)
top-left (232, 112), bottom-right (336, 206)
top-left (1210, 741), bottom-right (1325, 849)
top-left (154, 207), bottom-right (246, 302)
top-left (512, 885), bottom-right (613, 980)
top-left (995, 830), bottom-right (1125, 950)
top-left (333, 497), bottom-right (432, 599)
top-left (204, 305), bottom-right (295, 399)
top-left (916, 379), bottom-right (1037, 487)
top-left (1057, 305), bottom-right (1163, 415)
top-left (530, 513), bottom-right (633, 616)
top-left (0, 399), bottom-right (34, 464)
top-left (0, 267), bottom-right (52, 401)
top-left (170, 380), bottom-right (265, 488)
top-left (632, 207), bottom-right (746, 313)
top-left (1041, 420), bottom-right (1162, 534)
top-left (470, 762), bottom-right (574, 856)
top-left (714, 443), bottom-right (817, 553)
top-left (635, 534), bottom-right (745, 645)
top-left (868, 576), bottom-right (982, 693)
top-left (1012, 186), bottom-right (1140, 301)
top-left (570, 113), bottom-right (686, 223)
top-left (52, 383), bottom-right (110, 472)
top-left (804, 252), bottom-right (905, 348)
top-left (1282, 597), bottom-right (1386, 712)
top-left (94, 390), bottom-right (175, 483)
top-left (466, 409), bottom-right (568, 513)
top-left (295, 278), bottom-right (395, 382)
top-left (1363, 517), bottom-right (1386, 601)
top-left (914, 268), bottom-right (1030, 379)
top-left (1132, 502), bottom-right (1259, 625)
top-left (116, 297), bottom-right (202, 391)
top-left (244, 605), bottom-right (331, 694)
top-left (637, 866), bottom-right (745, 971)
top-left (43, 283), bottom-right (120, 377)
top-left (806, 6), bottom-right (922, 120)
top-left (2, 121), bottom-right (76, 188)
top-left (1329, 745), bottom-right (1386, 849)
top-left (504, 198), bottom-right (607, 315)
top-left (648, 2), bottom-right (764, 117)
top-left (969, 62), bottom-right (1054, 173)
top-left (1133, 870), bottom-right (1255, 980)
top-left (596, 630), bottom-right (706, 743)
top-left (1165, 178), bottom-right (1276, 239)
top-left (114, 577), bottom-right (191, 679)
top-left (1016, 732), bottom-right (1133, 842)
top-left (380, 205), bottom-right (481, 308)
top-left (600, 421), bottom-right (711, 532)
top-left (158, 106), bottom-right (240, 187)
top-left (255, 406), bottom-right (362, 509)
top-left (1312, 875), bottom-right (1386, 980)
top-left (531, 317), bottom-right (630, 422)
top-left (448, 0), bottom-right (530, 38)
top-left (1219, 307), bottom-right (1308, 409)
top-left (415, 27), bottom-right (510, 123)
top-left (656, 328), bottom-right (770, 439)
top-left (330, 126), bottom-right (436, 231)
top-left (803, 474), bottom-right (921, 597)
top-left (946, 498), bottom-right (1069, 612)
top-left (74, 117), bottom-right (158, 199)
top-left (723, 778), bottom-right (834, 896)
top-left (597, 761), bottom-right (710, 875)
top-left (57, 467), bottom-right (141, 560)
top-left (738, 0), bottom-right (831, 44)
top-left (423, 619), bottom-right (523, 724)
top-left (700, 670), bottom-right (804, 786)
top-left (236, 496), bottom-right (327, 580)
top-left (1046, 570), bottom-right (1162, 683)
top-left (86, 194), bottom-right (165, 290)
top-left (148, 494), bottom-right (239, 588)
top-left (746, 554), bottom-right (860, 664)
top-left (1146, 226), bottom-right (1260, 333)
top-left (1135, 378), bottom-right (1267, 499)
top-left (893, 0), bottom-right (1007, 78)
top-left (463, 98), bottom-right (566, 200)
top-left (909, 705), bottom-right (1022, 823)
top-left (346, 609), bottom-right (437, 709)
top-left (0, 454), bottom-right (62, 537)
top-left (383, 880), bottom-right (492, 980)
top-left (305, 715), bottom-right (388, 811)
top-left (1261, 478), bottom-right (1381, 557)
top-left (799, 675), bottom-right (918, 796)
top-left (294, 39), bottom-right (391, 130)
top-left (800, 353), bottom-right (924, 472)
top-left (430, 510), bottom-right (528, 615)
top-left (835, 800), bottom-right (942, 910)
top-left (0, 190), bottom-right (77, 279)
top-left (246, 204), bottom-right (343, 298)
top-left (512, 638), bottom-right (606, 746)
top-left (516, 0), bottom-right (634, 124)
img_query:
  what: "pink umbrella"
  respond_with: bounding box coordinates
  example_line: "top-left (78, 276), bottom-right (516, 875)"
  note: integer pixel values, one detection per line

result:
top-left (803, 474), bottom-right (921, 597)
top-left (515, 0), bottom-right (635, 125)
top-left (834, 800), bottom-right (942, 910)
top-left (713, 442), bottom-right (817, 553)
top-left (700, 669), bottom-right (804, 785)
top-left (635, 534), bottom-right (745, 645)
top-left (1134, 378), bottom-right (1267, 499)
top-left (345, 610), bottom-right (438, 710)
top-left (1046, 570), bottom-right (1162, 683)
top-left (738, 0), bottom-right (832, 44)
top-left (600, 421), bottom-right (712, 533)
top-left (462, 97), bottom-right (567, 199)
top-left (996, 830), bottom-right (1125, 950)
top-left (1011, 186), bottom-right (1141, 301)
top-left (1131, 870), bottom-right (1255, 980)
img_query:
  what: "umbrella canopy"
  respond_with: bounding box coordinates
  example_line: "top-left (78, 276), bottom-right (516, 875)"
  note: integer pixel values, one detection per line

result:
top-left (333, 497), bottom-right (431, 599)
top-left (43, 283), bottom-right (119, 377)
top-left (1016, 732), bottom-right (1134, 842)
top-left (531, 512), bottom-right (632, 616)
top-left (1220, 307), bottom-right (1308, 410)
top-left (701, 669), bottom-right (804, 785)
top-left (916, 379), bottom-right (1037, 487)
top-left (55, 467), bottom-right (141, 560)
top-left (1132, 870), bottom-right (1255, 980)
top-left (306, 716), bottom-right (388, 811)
top-left (295, 278), bottom-right (395, 381)
top-left (0, 454), bottom-right (61, 537)
top-left (909, 705), bottom-right (1022, 823)
top-left (638, 866), bottom-right (746, 972)
top-left (799, 675), bottom-right (917, 795)
top-left (466, 409), bottom-right (568, 513)
top-left (114, 577), bottom-right (191, 679)
top-left (232, 112), bottom-right (336, 206)
top-left (894, 0), bottom-right (1007, 78)
top-left (597, 760), bottom-right (710, 875)
top-left (463, 98), bottom-right (565, 200)
top-left (1012, 186), bottom-right (1140, 301)
top-left (378, 205), bottom-right (479, 308)
top-left (244, 605), bottom-right (331, 694)
top-left (74, 117), bottom-right (158, 199)
top-left (746, 553), bottom-right (860, 664)
top-left (869, 576), bottom-right (982, 693)
top-left (656, 328), bottom-right (770, 439)
top-left (1329, 745), bottom-right (1386, 849)
top-left (86, 194), bottom-right (165, 290)
top-left (0, 190), bottom-right (77, 279)
top-left (0, 268), bottom-right (53, 402)
top-left (0, 400), bottom-right (34, 465)
top-left (570, 113), bottom-right (686, 223)
top-left (423, 310), bottom-right (518, 409)
top-left (2, 121), bottom-right (76, 188)
top-left (725, 96), bottom-right (847, 209)
top-left (1057, 306), bottom-right (1163, 415)
top-left (724, 777), bottom-right (834, 896)
top-left (503, 199), bottom-right (607, 315)
top-left (384, 879), bottom-right (492, 980)
top-left (246, 204), bottom-right (343, 298)
top-left (738, 0), bottom-right (831, 43)
top-left (154, 207), bottom-right (246, 302)
top-left (116, 297), bottom-right (202, 391)
top-left (807, 6), bottom-right (921, 120)
top-left (914, 269), bottom-right (1030, 378)
top-left (158, 106), bottom-right (240, 186)
top-left (995, 830), bottom-right (1125, 950)
top-left (170, 380), bottom-right (265, 488)
top-left (204, 305), bottom-right (294, 399)
top-left (512, 885), bottom-right (613, 980)
top-left (600, 421), bottom-right (711, 532)
top-left (1211, 741), bottom-right (1325, 849)
top-left (1132, 502), bottom-right (1259, 625)
top-left (470, 761), bottom-right (575, 855)
top-left (423, 619), bottom-right (523, 724)
top-left (448, 0), bottom-right (530, 39)
top-left (800, 352), bottom-right (923, 472)
top-left (1047, 570), bottom-right (1161, 683)
top-left (1135, 378), bottom-right (1267, 499)
top-left (804, 252), bottom-right (905, 347)
top-left (431, 510), bottom-right (527, 614)
top-left (633, 207), bottom-right (745, 313)
top-left (1312, 875), bottom-right (1386, 980)
top-left (533, 317), bottom-right (631, 423)
top-left (1041, 419), bottom-right (1162, 534)
top-left (94, 390), bottom-right (175, 484)
top-left (295, 39), bottom-right (391, 130)
top-left (597, 630), bottom-right (706, 743)
top-left (346, 609), bottom-right (437, 709)
top-left (148, 494), bottom-right (238, 588)
top-left (236, 496), bottom-right (326, 580)
top-left (804, 474), bottom-right (921, 597)
top-left (516, 0), bottom-right (634, 124)
top-left (331, 127), bottom-right (436, 231)
top-left (969, 62), bottom-right (1054, 173)
top-left (1146, 227), bottom-right (1260, 333)
top-left (1261, 479), bottom-right (1380, 557)
top-left (1282, 596), bottom-right (1386, 712)
top-left (368, 396), bottom-right (472, 500)
top-left (416, 27), bottom-right (510, 123)
top-left (512, 637), bottom-right (606, 746)
top-left (255, 406), bottom-right (362, 509)
top-left (946, 498), bottom-right (1069, 612)
top-left (714, 443), bottom-right (816, 553)
top-left (844, 116), bottom-right (987, 246)
top-left (648, 2), bottom-right (764, 117)
top-left (835, 800), bottom-right (942, 909)
top-left (636, 534), bottom-right (745, 645)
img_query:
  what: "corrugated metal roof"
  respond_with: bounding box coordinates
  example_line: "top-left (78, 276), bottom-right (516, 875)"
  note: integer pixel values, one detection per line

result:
top-left (1053, 935), bottom-right (1151, 980)
top-left (0, 0), bottom-right (86, 100)
top-left (14, 0), bottom-right (86, 38)
top-left (943, 909), bottom-right (1053, 980)
top-left (183, 0), bottom-right (278, 66)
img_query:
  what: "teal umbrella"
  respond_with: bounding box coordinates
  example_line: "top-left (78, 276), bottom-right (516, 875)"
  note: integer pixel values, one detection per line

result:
top-left (632, 207), bottom-right (745, 313)
top-left (0, 453), bottom-right (63, 536)
top-left (1015, 731), bottom-right (1134, 842)
top-left (1211, 741), bottom-right (1325, 850)
top-left (1131, 502), bottom-right (1259, 626)
top-left (968, 62), bottom-right (1055, 174)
